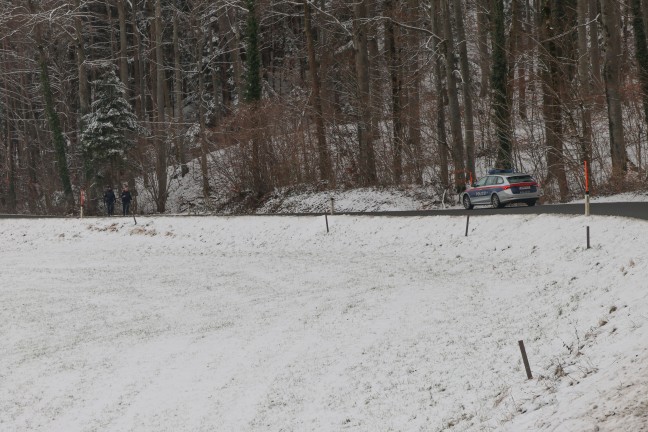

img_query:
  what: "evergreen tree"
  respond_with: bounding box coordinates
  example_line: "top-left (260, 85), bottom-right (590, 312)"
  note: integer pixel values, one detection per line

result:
top-left (81, 67), bottom-right (139, 168)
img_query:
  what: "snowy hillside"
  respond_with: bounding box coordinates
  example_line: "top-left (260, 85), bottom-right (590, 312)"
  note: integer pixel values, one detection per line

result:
top-left (1, 212), bottom-right (647, 431)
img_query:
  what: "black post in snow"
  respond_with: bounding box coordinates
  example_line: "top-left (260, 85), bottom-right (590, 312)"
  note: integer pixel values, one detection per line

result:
top-left (518, 340), bottom-right (533, 379)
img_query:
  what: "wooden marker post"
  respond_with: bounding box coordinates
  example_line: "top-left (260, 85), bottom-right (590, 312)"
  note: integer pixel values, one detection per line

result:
top-left (584, 160), bottom-right (590, 217)
top-left (330, 197), bottom-right (335, 215)
top-left (465, 215), bottom-right (470, 237)
top-left (325, 214), bottom-right (329, 233)
top-left (586, 226), bottom-right (590, 249)
top-left (80, 189), bottom-right (85, 218)
top-left (518, 340), bottom-right (533, 379)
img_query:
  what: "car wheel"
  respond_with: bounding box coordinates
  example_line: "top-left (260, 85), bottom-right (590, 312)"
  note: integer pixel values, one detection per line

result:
top-left (527, 200), bottom-right (537, 207)
top-left (491, 194), bottom-right (502, 209)
top-left (462, 195), bottom-right (473, 210)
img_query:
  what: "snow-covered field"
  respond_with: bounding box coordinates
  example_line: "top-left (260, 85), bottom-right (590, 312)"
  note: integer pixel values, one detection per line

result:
top-left (1, 212), bottom-right (647, 431)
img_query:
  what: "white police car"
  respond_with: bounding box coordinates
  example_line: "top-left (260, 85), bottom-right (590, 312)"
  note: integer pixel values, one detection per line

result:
top-left (460, 169), bottom-right (541, 209)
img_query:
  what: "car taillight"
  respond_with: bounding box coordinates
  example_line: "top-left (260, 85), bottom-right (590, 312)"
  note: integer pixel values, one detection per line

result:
top-left (501, 185), bottom-right (511, 190)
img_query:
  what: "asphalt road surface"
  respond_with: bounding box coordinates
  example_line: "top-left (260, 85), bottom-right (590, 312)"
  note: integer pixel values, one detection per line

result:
top-left (3, 202), bottom-right (648, 220)
top-left (332, 202), bottom-right (648, 220)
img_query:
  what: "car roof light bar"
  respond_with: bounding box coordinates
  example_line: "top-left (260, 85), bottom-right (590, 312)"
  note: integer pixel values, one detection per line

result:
top-left (487, 168), bottom-right (515, 175)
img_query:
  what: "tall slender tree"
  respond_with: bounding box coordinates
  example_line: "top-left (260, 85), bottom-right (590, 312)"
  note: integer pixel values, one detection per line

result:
top-left (491, 0), bottom-right (513, 170)
top-left (632, 0), bottom-right (648, 129)
top-left (30, 0), bottom-right (75, 211)
top-left (304, 0), bottom-right (332, 184)
top-left (441, 0), bottom-right (466, 192)
top-left (452, 0), bottom-right (476, 178)
top-left (578, 0), bottom-right (593, 187)
top-left (245, 0), bottom-right (266, 196)
top-left (430, 0), bottom-right (449, 190)
top-left (601, 0), bottom-right (628, 179)
top-left (476, 3), bottom-right (491, 98)
top-left (540, 0), bottom-right (569, 201)
top-left (352, 0), bottom-right (377, 186)
top-left (154, 0), bottom-right (169, 212)
top-left (385, 0), bottom-right (404, 184)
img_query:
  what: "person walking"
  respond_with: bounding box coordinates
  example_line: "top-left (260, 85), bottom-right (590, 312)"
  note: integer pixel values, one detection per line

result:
top-left (121, 185), bottom-right (132, 216)
top-left (103, 186), bottom-right (116, 216)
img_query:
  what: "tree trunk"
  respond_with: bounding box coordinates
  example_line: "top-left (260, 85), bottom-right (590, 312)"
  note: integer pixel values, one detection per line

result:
top-left (154, 0), bottom-right (168, 212)
top-left (196, 27), bottom-right (211, 201)
top-left (589, 0), bottom-right (603, 92)
top-left (117, 0), bottom-right (129, 91)
top-left (304, 0), bottom-right (332, 184)
top-left (632, 0), bottom-right (648, 132)
top-left (385, 0), bottom-right (403, 184)
top-left (491, 0), bottom-right (514, 170)
top-left (510, 0), bottom-right (528, 119)
top-left (74, 0), bottom-right (89, 119)
top-left (132, 2), bottom-right (144, 121)
top-left (407, 0), bottom-right (423, 185)
top-left (6, 131), bottom-right (17, 213)
top-left (601, 0), bottom-right (628, 179)
top-left (173, 12), bottom-right (189, 176)
top-left (540, 0), bottom-right (569, 200)
top-left (218, 6), bottom-right (243, 106)
top-left (518, 0), bottom-right (529, 119)
top-left (452, 0), bottom-right (476, 179)
top-left (578, 0), bottom-right (593, 188)
top-left (22, 73), bottom-right (44, 212)
top-left (2, 68), bottom-right (16, 212)
top-left (30, 0), bottom-right (75, 211)
top-left (353, 0), bottom-right (377, 186)
top-left (476, 3), bottom-right (491, 98)
top-left (431, 0), bottom-right (449, 190)
top-left (74, 0), bottom-right (95, 212)
top-left (245, 0), bottom-right (266, 196)
top-left (441, 0), bottom-right (465, 192)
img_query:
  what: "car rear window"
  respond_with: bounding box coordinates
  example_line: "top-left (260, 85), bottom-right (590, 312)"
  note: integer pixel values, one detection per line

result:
top-left (508, 175), bottom-right (533, 183)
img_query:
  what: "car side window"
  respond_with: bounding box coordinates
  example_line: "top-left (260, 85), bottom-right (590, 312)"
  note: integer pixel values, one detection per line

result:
top-left (496, 177), bottom-right (504, 185)
top-left (485, 176), bottom-right (498, 186)
top-left (475, 177), bottom-right (489, 187)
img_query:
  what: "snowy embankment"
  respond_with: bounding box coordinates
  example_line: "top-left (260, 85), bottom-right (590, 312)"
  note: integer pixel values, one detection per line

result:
top-left (1, 214), bottom-right (647, 431)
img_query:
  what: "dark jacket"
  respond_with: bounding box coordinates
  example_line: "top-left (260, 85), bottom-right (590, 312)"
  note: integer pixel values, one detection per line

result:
top-left (121, 190), bottom-right (132, 203)
top-left (104, 189), bottom-right (116, 204)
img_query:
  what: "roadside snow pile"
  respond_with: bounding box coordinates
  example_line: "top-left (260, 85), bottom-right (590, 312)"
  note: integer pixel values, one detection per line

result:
top-left (257, 187), bottom-right (440, 214)
top-left (1, 214), bottom-right (647, 431)
top-left (136, 178), bottom-right (443, 215)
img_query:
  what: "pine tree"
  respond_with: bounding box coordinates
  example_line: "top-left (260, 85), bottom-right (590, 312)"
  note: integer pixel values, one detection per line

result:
top-left (81, 67), bottom-right (139, 166)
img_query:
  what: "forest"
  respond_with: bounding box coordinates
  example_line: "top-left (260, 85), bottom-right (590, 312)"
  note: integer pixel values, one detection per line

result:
top-left (0, 0), bottom-right (647, 215)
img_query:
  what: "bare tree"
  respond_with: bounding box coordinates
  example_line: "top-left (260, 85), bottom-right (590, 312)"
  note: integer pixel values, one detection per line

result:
top-left (452, 0), bottom-right (476, 178)
top-left (29, 0), bottom-right (75, 211)
top-left (304, 0), bottom-right (332, 184)
top-left (385, 0), bottom-right (404, 184)
top-left (578, 0), bottom-right (593, 186)
top-left (441, 0), bottom-right (466, 192)
top-left (154, 0), bottom-right (169, 212)
top-left (476, 2), bottom-right (491, 98)
top-left (601, 0), bottom-right (628, 180)
top-left (430, 0), bottom-right (449, 190)
top-left (539, 0), bottom-right (569, 201)
top-left (353, 0), bottom-right (377, 186)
